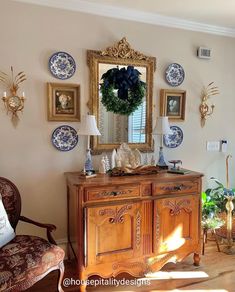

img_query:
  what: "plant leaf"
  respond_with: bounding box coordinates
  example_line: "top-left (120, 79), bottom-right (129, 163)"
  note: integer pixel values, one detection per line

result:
top-left (201, 192), bottom-right (207, 204)
top-left (210, 177), bottom-right (224, 188)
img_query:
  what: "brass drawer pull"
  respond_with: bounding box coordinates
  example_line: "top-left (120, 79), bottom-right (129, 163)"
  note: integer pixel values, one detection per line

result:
top-left (160, 184), bottom-right (186, 192)
top-left (99, 190), bottom-right (132, 197)
top-left (174, 185), bottom-right (183, 191)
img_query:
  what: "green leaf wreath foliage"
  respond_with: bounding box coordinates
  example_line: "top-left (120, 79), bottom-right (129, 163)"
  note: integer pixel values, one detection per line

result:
top-left (100, 65), bottom-right (146, 115)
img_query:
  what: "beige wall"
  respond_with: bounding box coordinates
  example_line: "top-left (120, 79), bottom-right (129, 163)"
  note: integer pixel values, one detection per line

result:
top-left (1, 0), bottom-right (235, 241)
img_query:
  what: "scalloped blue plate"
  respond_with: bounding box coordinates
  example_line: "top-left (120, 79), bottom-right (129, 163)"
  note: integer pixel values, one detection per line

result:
top-left (164, 125), bottom-right (183, 148)
top-left (49, 51), bottom-right (76, 80)
top-left (165, 63), bottom-right (185, 87)
top-left (51, 125), bottom-right (78, 151)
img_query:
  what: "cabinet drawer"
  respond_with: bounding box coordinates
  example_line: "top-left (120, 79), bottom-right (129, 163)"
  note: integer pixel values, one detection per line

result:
top-left (153, 180), bottom-right (199, 196)
top-left (84, 184), bottom-right (140, 202)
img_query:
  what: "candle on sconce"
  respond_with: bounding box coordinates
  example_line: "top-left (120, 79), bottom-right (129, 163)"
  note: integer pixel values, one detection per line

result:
top-left (22, 92), bottom-right (25, 98)
top-left (3, 92), bottom-right (6, 97)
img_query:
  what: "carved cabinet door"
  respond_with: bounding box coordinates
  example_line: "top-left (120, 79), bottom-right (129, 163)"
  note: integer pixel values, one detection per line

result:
top-left (154, 195), bottom-right (200, 254)
top-left (85, 202), bottom-right (142, 266)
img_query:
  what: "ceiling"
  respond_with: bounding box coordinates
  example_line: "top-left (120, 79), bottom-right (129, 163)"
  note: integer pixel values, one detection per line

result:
top-left (12, 0), bottom-right (235, 37)
top-left (85, 0), bottom-right (235, 28)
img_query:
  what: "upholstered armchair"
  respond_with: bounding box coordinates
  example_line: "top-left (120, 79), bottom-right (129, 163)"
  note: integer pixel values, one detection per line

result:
top-left (0, 177), bottom-right (65, 291)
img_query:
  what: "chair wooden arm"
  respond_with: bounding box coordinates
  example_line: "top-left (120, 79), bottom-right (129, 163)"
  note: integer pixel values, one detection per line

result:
top-left (19, 215), bottom-right (57, 245)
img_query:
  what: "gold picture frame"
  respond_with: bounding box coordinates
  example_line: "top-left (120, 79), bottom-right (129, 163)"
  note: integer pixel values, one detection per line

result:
top-left (47, 83), bottom-right (80, 121)
top-left (160, 89), bottom-right (186, 121)
top-left (87, 37), bottom-right (156, 153)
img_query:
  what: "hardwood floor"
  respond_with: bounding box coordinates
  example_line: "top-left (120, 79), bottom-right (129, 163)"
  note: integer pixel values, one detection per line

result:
top-left (28, 240), bottom-right (234, 291)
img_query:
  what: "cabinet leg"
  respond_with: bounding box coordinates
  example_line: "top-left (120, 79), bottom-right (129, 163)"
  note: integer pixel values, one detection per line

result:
top-left (193, 252), bottom-right (200, 266)
top-left (79, 283), bottom-right (87, 292)
top-left (78, 271), bottom-right (87, 292)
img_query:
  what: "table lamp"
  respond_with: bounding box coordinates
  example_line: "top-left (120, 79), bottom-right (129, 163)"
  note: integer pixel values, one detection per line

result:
top-left (77, 114), bottom-right (101, 174)
top-left (152, 116), bottom-right (171, 168)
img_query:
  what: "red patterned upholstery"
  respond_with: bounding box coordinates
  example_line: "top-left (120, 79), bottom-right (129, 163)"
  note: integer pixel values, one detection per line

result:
top-left (0, 178), bottom-right (21, 229)
top-left (0, 177), bottom-right (65, 291)
top-left (0, 235), bottom-right (65, 292)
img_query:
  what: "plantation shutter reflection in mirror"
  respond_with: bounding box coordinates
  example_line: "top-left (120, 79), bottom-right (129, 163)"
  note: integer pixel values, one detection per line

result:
top-left (128, 100), bottom-right (146, 143)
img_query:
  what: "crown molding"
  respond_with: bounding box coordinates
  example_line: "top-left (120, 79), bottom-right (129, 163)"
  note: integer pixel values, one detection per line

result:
top-left (12, 0), bottom-right (235, 38)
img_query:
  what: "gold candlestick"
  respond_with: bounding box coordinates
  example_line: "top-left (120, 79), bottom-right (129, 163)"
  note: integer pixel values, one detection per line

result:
top-left (223, 196), bottom-right (235, 254)
top-left (223, 155), bottom-right (235, 254)
top-left (226, 155), bottom-right (232, 188)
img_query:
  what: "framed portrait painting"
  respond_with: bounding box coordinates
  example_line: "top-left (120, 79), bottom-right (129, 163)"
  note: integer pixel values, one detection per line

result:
top-left (160, 89), bottom-right (186, 121)
top-left (47, 83), bottom-right (80, 121)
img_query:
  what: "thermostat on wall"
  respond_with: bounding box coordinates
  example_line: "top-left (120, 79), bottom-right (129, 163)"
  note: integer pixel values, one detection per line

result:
top-left (197, 47), bottom-right (211, 59)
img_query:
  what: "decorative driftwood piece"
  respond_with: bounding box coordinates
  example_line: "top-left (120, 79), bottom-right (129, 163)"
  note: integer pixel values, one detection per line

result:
top-left (110, 165), bottom-right (160, 176)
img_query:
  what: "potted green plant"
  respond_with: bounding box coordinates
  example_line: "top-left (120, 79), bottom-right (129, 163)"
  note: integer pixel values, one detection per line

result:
top-left (201, 190), bottom-right (224, 230)
top-left (201, 178), bottom-right (229, 254)
top-left (202, 177), bottom-right (235, 230)
top-left (202, 178), bottom-right (227, 218)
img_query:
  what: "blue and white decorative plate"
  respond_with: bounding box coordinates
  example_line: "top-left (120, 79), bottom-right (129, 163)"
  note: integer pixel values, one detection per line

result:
top-left (51, 125), bottom-right (78, 151)
top-left (165, 63), bottom-right (185, 87)
top-left (164, 125), bottom-right (183, 148)
top-left (49, 52), bottom-right (76, 80)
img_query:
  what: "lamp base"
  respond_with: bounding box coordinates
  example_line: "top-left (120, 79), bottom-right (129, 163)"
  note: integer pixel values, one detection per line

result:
top-left (157, 146), bottom-right (168, 168)
top-left (84, 149), bottom-right (94, 173)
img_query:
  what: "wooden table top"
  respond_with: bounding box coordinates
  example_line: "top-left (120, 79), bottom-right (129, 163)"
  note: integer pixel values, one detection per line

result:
top-left (65, 170), bottom-right (204, 187)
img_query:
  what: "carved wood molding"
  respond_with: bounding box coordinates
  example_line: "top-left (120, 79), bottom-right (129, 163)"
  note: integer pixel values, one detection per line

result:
top-left (97, 189), bottom-right (132, 198)
top-left (156, 210), bottom-right (160, 246)
top-left (136, 210), bottom-right (141, 249)
top-left (163, 199), bottom-right (192, 216)
top-left (143, 201), bottom-right (152, 255)
top-left (112, 261), bottom-right (146, 273)
top-left (147, 252), bottom-right (174, 267)
top-left (142, 184), bottom-right (152, 196)
top-left (101, 37), bottom-right (150, 60)
top-left (99, 205), bottom-right (132, 223)
top-left (160, 184), bottom-right (192, 192)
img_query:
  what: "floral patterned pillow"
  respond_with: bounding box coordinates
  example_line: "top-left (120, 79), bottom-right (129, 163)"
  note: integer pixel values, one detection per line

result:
top-left (0, 194), bottom-right (15, 248)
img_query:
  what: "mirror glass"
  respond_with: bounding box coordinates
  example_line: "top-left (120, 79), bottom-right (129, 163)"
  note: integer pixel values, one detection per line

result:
top-left (98, 63), bottom-right (147, 144)
top-left (87, 38), bottom-right (156, 153)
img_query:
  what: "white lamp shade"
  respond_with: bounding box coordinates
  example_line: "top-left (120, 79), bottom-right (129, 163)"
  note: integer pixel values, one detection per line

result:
top-left (77, 115), bottom-right (101, 136)
top-left (152, 116), bottom-right (171, 135)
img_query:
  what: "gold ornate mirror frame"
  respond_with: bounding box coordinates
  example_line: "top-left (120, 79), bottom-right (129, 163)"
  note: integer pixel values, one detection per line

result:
top-left (87, 37), bottom-right (156, 153)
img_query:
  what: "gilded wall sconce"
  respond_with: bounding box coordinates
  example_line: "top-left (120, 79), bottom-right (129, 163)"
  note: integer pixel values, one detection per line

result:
top-left (0, 67), bottom-right (26, 123)
top-left (199, 82), bottom-right (219, 127)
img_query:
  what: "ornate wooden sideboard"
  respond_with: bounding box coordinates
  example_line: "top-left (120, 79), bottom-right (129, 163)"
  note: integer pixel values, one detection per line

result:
top-left (65, 171), bottom-right (203, 291)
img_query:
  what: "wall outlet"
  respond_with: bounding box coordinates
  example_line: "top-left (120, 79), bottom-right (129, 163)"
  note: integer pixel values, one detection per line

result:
top-left (207, 141), bottom-right (220, 151)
